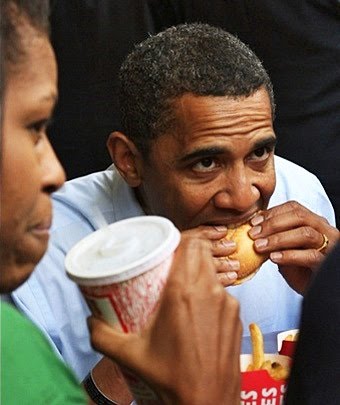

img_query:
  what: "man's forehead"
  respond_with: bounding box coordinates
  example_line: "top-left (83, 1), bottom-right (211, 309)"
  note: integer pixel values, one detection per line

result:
top-left (173, 89), bottom-right (272, 105)
top-left (168, 91), bottom-right (271, 132)
top-left (171, 90), bottom-right (272, 123)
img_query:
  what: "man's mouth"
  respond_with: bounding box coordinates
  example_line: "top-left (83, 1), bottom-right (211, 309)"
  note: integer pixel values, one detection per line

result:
top-left (204, 211), bottom-right (260, 228)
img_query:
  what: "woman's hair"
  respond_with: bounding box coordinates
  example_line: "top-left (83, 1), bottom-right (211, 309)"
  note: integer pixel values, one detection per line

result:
top-left (0, 0), bottom-right (49, 81)
top-left (0, 0), bottom-right (50, 156)
top-left (119, 23), bottom-right (275, 157)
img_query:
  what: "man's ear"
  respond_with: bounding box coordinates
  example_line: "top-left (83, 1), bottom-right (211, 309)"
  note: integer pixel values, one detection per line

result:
top-left (106, 132), bottom-right (143, 187)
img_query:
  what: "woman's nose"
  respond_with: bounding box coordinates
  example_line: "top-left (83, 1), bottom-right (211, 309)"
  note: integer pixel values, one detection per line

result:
top-left (41, 139), bottom-right (66, 194)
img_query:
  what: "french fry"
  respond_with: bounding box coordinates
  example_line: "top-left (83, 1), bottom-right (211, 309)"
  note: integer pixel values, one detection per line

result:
top-left (249, 323), bottom-right (264, 369)
top-left (260, 360), bottom-right (272, 373)
top-left (269, 362), bottom-right (290, 380)
top-left (258, 360), bottom-right (272, 379)
top-left (285, 332), bottom-right (299, 342)
top-left (247, 323), bottom-right (291, 381)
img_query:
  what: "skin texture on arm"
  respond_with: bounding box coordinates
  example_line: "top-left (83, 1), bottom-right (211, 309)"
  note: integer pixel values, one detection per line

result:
top-left (89, 236), bottom-right (242, 405)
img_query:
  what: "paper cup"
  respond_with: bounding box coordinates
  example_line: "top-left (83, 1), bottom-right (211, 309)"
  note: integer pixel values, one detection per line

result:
top-left (240, 354), bottom-right (291, 405)
top-left (65, 215), bottom-right (181, 404)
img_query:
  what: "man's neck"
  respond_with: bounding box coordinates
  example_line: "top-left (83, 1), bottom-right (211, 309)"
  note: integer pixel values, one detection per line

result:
top-left (133, 188), bottom-right (149, 215)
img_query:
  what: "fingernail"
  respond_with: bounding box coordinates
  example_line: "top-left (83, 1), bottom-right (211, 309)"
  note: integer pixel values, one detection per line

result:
top-left (214, 225), bottom-right (228, 232)
top-left (270, 252), bottom-right (283, 262)
top-left (227, 271), bottom-right (238, 280)
top-left (255, 238), bottom-right (268, 248)
top-left (249, 225), bottom-right (262, 237)
top-left (251, 215), bottom-right (264, 226)
top-left (220, 239), bottom-right (236, 248)
top-left (228, 260), bottom-right (240, 270)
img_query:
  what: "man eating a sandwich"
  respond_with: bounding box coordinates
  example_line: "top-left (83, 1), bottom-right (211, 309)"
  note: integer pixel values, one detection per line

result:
top-left (11, 23), bottom-right (339, 399)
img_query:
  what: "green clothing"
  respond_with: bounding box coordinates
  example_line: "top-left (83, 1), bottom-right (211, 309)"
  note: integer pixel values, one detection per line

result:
top-left (1, 302), bottom-right (87, 404)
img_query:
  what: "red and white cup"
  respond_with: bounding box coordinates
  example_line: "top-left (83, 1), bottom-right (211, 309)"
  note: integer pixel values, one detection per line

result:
top-left (65, 215), bottom-right (181, 404)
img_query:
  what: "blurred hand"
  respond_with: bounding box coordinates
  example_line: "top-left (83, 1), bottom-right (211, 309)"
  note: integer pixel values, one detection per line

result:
top-left (249, 201), bottom-right (340, 294)
top-left (182, 225), bottom-right (240, 286)
top-left (89, 236), bottom-right (242, 405)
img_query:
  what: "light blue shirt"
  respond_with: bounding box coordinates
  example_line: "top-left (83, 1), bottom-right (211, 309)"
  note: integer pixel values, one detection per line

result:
top-left (11, 156), bottom-right (336, 381)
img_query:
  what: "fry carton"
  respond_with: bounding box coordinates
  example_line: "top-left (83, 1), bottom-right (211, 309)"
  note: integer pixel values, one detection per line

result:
top-left (277, 329), bottom-right (299, 358)
top-left (240, 353), bottom-right (291, 405)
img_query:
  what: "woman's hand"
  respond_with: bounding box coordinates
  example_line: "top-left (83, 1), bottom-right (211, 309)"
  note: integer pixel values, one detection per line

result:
top-left (89, 236), bottom-right (242, 405)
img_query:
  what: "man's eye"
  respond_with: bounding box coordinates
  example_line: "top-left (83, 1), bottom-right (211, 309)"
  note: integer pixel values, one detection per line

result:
top-left (250, 147), bottom-right (272, 161)
top-left (192, 157), bottom-right (217, 172)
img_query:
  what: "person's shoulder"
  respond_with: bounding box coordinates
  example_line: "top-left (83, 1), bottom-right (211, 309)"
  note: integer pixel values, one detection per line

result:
top-left (1, 302), bottom-right (31, 328)
top-left (274, 155), bottom-right (320, 181)
top-left (1, 302), bottom-right (54, 350)
top-left (50, 165), bottom-right (118, 229)
top-left (1, 303), bottom-right (87, 404)
top-left (53, 165), bottom-right (116, 205)
top-left (1, 302), bottom-right (56, 359)
top-left (274, 155), bottom-right (326, 190)
top-left (272, 155), bottom-right (336, 224)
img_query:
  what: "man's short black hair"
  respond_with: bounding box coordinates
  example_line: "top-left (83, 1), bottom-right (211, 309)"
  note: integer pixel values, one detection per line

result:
top-left (119, 23), bottom-right (275, 157)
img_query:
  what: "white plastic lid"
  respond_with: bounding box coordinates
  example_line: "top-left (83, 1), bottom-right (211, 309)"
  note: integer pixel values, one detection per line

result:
top-left (65, 216), bottom-right (181, 286)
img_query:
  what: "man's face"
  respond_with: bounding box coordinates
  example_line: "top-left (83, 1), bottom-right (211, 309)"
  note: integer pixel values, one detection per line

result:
top-left (137, 88), bottom-right (276, 231)
top-left (0, 31), bottom-right (65, 293)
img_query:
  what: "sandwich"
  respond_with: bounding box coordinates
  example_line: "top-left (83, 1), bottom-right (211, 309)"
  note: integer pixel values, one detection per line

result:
top-left (223, 222), bottom-right (269, 285)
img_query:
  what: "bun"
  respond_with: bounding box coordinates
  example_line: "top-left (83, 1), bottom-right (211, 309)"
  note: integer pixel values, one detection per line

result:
top-left (223, 222), bottom-right (268, 285)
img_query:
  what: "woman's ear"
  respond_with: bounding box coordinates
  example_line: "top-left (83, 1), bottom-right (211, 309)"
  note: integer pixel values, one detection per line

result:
top-left (106, 132), bottom-right (143, 187)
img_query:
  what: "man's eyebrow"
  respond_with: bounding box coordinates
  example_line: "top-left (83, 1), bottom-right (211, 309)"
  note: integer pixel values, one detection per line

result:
top-left (178, 147), bottom-right (226, 163)
top-left (252, 136), bottom-right (277, 151)
top-left (178, 136), bottom-right (277, 163)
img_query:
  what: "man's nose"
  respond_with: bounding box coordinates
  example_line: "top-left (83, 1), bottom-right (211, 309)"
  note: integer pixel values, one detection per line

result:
top-left (212, 167), bottom-right (260, 212)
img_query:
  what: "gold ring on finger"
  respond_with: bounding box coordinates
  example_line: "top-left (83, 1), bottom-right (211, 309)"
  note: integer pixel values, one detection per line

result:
top-left (316, 233), bottom-right (329, 253)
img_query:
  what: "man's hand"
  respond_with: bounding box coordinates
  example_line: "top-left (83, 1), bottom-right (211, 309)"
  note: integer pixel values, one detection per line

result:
top-left (249, 201), bottom-right (340, 294)
top-left (181, 226), bottom-right (240, 286)
top-left (89, 236), bottom-right (242, 405)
